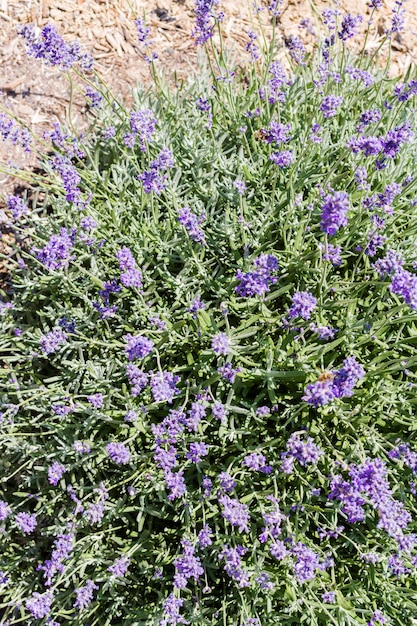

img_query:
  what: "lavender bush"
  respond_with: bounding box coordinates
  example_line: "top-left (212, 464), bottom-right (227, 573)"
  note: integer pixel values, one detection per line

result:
top-left (1, 3), bottom-right (417, 624)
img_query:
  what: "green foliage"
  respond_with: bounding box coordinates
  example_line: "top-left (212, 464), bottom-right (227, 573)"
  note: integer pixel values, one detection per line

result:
top-left (2, 9), bottom-right (417, 626)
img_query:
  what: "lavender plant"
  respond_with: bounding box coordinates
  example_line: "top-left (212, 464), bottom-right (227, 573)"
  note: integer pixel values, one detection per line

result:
top-left (1, 4), bottom-right (417, 625)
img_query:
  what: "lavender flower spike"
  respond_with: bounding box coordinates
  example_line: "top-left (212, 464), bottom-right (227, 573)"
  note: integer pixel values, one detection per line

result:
top-left (320, 190), bottom-right (349, 236)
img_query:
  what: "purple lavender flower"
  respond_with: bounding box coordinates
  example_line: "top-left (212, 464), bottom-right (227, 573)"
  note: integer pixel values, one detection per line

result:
top-left (124, 410), bottom-right (138, 423)
top-left (322, 8), bottom-right (338, 29)
top-left (38, 534), bottom-right (73, 586)
top-left (360, 108), bottom-right (382, 127)
top-left (256, 405), bottom-right (270, 416)
top-left (87, 393), bottom-right (104, 409)
top-left (135, 16), bottom-right (151, 43)
top-left (346, 65), bottom-right (374, 87)
top-left (281, 433), bottom-right (322, 473)
top-left (149, 314), bottom-right (167, 330)
top-left (150, 371), bottom-right (181, 404)
top-left (0, 571), bottom-right (9, 585)
top-left (219, 545), bottom-right (250, 587)
top-left (164, 469), bottom-right (187, 500)
top-left (187, 294), bottom-right (205, 318)
top-left (15, 512), bottom-right (37, 534)
top-left (233, 179), bottom-right (246, 195)
top-left (264, 121), bottom-right (291, 145)
top-left (6, 195), bottom-right (28, 219)
top-left (235, 254), bottom-right (278, 297)
top-left (184, 400), bottom-right (206, 432)
top-left (108, 555), bottom-right (130, 578)
top-left (303, 357), bottom-right (364, 406)
top-left (218, 362), bottom-right (241, 383)
top-left (85, 501), bottom-right (105, 525)
top-left (309, 324), bottom-right (336, 340)
top-left (309, 123), bottom-right (322, 143)
top-left (330, 457), bottom-right (413, 550)
top-left (270, 150), bottom-right (294, 168)
top-left (0, 500), bottom-right (11, 521)
top-left (390, 267), bottom-right (417, 309)
top-left (97, 281), bottom-right (120, 311)
top-left (368, 610), bottom-right (386, 626)
top-left (361, 552), bottom-right (380, 564)
top-left (320, 95), bottom-right (343, 118)
top-left (211, 332), bottom-right (231, 355)
top-left (103, 126), bottom-right (115, 139)
top-left (382, 122), bottom-right (413, 158)
top-left (320, 190), bottom-right (349, 235)
top-left (125, 109), bottom-right (157, 151)
top-left (52, 155), bottom-right (82, 204)
top-left (246, 30), bottom-right (260, 62)
top-left (152, 408), bottom-right (185, 445)
top-left (201, 476), bottom-right (212, 497)
top-left (79, 217), bottom-right (97, 232)
top-left (35, 228), bottom-right (75, 271)
top-left (192, 0), bottom-right (219, 46)
top-left (126, 364), bottom-right (148, 397)
top-left (73, 440), bottom-right (91, 454)
top-left (270, 540), bottom-right (289, 560)
top-left (332, 357), bottom-right (365, 398)
top-left (0, 112), bottom-right (32, 151)
top-left (348, 134), bottom-right (383, 156)
top-left (124, 334), bottom-right (154, 360)
top-left (212, 400), bottom-right (228, 424)
top-left (138, 148), bottom-right (174, 195)
top-left (292, 542), bottom-right (321, 582)
top-left (198, 524), bottom-right (213, 548)
top-left (40, 329), bottom-right (67, 355)
top-left (116, 246), bottom-right (143, 290)
top-left (243, 452), bottom-right (272, 474)
top-left (354, 166), bottom-right (369, 191)
top-left (285, 34), bottom-right (306, 64)
top-left (322, 591), bottom-right (336, 603)
top-left (373, 249), bottom-right (403, 277)
top-left (85, 86), bottom-right (102, 108)
top-left (389, 442), bottom-right (417, 473)
top-left (116, 247), bottom-right (136, 270)
top-left (390, 0), bottom-right (406, 34)
top-left (263, 60), bottom-right (288, 104)
top-left (153, 147), bottom-right (174, 170)
top-left (48, 462), bottom-right (66, 486)
top-left (218, 494), bottom-right (250, 532)
top-left (256, 572), bottom-right (275, 591)
top-left (52, 403), bottom-right (74, 416)
top-left (186, 442), bottom-right (209, 463)
top-left (154, 445), bottom-right (178, 472)
top-left (74, 579), bottom-right (98, 610)
top-left (160, 594), bottom-right (188, 626)
top-left (178, 207), bottom-right (206, 244)
top-left (259, 497), bottom-right (283, 544)
top-left (394, 79), bottom-right (417, 101)
top-left (106, 442), bottom-right (130, 465)
top-left (174, 539), bottom-right (204, 589)
top-left (377, 182), bottom-right (402, 213)
top-left (320, 243), bottom-right (342, 266)
top-left (288, 291), bottom-right (317, 320)
top-left (338, 13), bottom-right (363, 40)
top-left (26, 591), bottom-right (53, 619)
top-left (219, 472), bottom-right (236, 493)
top-left (19, 23), bottom-right (93, 71)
